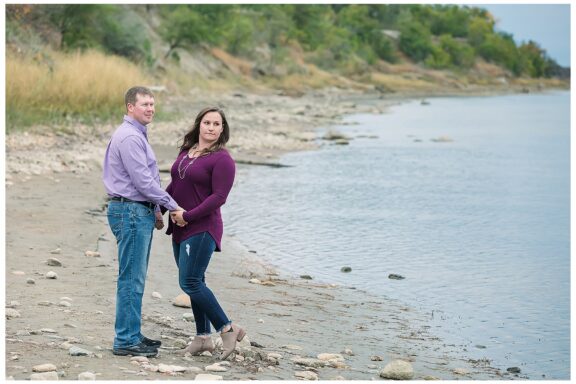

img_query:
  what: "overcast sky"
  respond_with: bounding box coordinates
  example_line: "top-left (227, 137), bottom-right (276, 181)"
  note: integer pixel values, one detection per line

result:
top-left (476, 4), bottom-right (571, 67)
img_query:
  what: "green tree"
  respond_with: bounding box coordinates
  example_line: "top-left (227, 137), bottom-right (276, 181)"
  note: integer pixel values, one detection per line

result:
top-left (468, 16), bottom-right (494, 47)
top-left (424, 45), bottom-right (451, 69)
top-left (439, 34), bottom-right (475, 68)
top-left (160, 5), bottom-right (213, 59)
top-left (399, 21), bottom-right (433, 62)
top-left (518, 41), bottom-right (549, 77)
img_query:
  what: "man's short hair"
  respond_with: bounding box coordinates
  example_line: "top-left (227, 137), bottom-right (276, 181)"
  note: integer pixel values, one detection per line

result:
top-left (125, 86), bottom-right (154, 107)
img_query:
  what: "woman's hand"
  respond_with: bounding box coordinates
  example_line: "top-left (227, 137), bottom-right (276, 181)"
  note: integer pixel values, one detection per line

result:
top-left (170, 209), bottom-right (188, 227)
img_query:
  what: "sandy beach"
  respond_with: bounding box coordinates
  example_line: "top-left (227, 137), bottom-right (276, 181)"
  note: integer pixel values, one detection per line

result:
top-left (5, 88), bottom-right (539, 380)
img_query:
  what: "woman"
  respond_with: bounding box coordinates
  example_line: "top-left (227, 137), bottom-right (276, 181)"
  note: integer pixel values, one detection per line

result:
top-left (165, 107), bottom-right (245, 360)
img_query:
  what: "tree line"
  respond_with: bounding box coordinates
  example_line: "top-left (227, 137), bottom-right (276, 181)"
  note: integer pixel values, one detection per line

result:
top-left (7, 4), bottom-right (567, 79)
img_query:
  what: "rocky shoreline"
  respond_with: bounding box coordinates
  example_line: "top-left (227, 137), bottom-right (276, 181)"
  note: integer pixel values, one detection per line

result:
top-left (5, 86), bottom-right (549, 380)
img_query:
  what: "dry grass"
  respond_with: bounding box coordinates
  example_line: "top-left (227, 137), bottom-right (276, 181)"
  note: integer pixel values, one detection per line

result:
top-left (6, 49), bottom-right (148, 129)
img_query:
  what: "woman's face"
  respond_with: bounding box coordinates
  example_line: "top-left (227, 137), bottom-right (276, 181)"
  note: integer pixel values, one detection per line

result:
top-left (199, 111), bottom-right (223, 145)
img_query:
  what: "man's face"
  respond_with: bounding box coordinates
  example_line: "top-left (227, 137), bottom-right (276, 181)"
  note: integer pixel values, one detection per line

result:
top-left (127, 93), bottom-right (155, 126)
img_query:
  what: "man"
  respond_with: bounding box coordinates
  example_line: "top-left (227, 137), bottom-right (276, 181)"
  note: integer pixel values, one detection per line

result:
top-left (103, 86), bottom-right (183, 357)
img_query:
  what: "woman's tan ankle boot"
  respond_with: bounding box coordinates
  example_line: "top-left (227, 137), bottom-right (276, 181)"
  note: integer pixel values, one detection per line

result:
top-left (184, 336), bottom-right (215, 355)
top-left (220, 325), bottom-right (246, 360)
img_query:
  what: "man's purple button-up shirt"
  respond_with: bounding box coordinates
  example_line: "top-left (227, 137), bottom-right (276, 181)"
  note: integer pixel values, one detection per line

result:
top-left (102, 115), bottom-right (178, 211)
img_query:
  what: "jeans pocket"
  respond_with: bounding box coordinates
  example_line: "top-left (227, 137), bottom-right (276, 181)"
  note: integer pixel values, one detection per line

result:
top-left (130, 203), bottom-right (154, 218)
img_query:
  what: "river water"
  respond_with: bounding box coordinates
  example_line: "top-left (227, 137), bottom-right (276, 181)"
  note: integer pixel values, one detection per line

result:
top-left (224, 91), bottom-right (570, 379)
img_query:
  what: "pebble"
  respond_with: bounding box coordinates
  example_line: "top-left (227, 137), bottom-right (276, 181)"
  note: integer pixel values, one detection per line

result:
top-left (292, 357), bottom-right (325, 368)
top-left (370, 355), bottom-right (384, 361)
top-left (27, 278), bottom-right (36, 284)
top-left (173, 293), bottom-right (191, 308)
top-left (249, 278), bottom-right (261, 284)
top-left (12, 271), bottom-right (26, 275)
top-left (59, 301), bottom-right (71, 307)
top-left (78, 372), bottom-right (96, 380)
top-left (205, 363), bottom-right (228, 372)
top-left (258, 319), bottom-right (264, 323)
top-left (69, 346), bottom-right (92, 356)
top-left (45, 271), bottom-right (58, 279)
top-left (84, 250), bottom-right (100, 257)
top-left (282, 344), bottom-right (303, 350)
top-left (388, 273), bottom-right (405, 280)
top-left (16, 330), bottom-right (30, 336)
top-left (268, 353), bottom-right (283, 359)
top-left (380, 360), bottom-right (414, 380)
top-left (173, 338), bottom-right (188, 348)
top-left (46, 258), bottom-right (62, 266)
top-left (32, 363), bottom-right (57, 372)
top-left (423, 375), bottom-right (441, 380)
top-left (6, 308), bottom-right (20, 319)
top-left (60, 297), bottom-right (73, 302)
top-left (6, 300), bottom-right (20, 308)
top-left (294, 371), bottom-right (319, 380)
top-left (50, 248), bottom-right (61, 254)
top-left (260, 280), bottom-right (276, 286)
top-left (186, 367), bottom-right (203, 374)
top-left (453, 368), bottom-right (469, 375)
top-left (38, 301), bottom-right (54, 306)
top-left (507, 367), bottom-right (521, 374)
top-left (152, 291), bottom-right (162, 299)
top-left (341, 348), bottom-right (354, 356)
top-left (183, 313), bottom-right (195, 322)
top-left (141, 364), bottom-right (159, 372)
top-left (317, 353), bottom-right (344, 361)
top-left (300, 275), bottom-right (313, 280)
top-left (130, 356), bottom-right (149, 363)
top-left (195, 374), bottom-right (223, 380)
top-left (340, 266), bottom-right (352, 273)
top-left (30, 372), bottom-right (59, 380)
top-left (41, 328), bottom-right (57, 333)
top-left (158, 364), bottom-right (187, 373)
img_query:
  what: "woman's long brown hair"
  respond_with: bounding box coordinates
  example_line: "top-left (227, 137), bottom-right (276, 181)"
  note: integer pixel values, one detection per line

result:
top-left (178, 107), bottom-right (230, 155)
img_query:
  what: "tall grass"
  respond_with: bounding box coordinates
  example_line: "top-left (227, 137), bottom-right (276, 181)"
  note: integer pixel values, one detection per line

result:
top-left (6, 49), bottom-right (148, 131)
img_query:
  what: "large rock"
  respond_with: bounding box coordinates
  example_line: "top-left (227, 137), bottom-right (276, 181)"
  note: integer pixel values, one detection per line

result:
top-left (30, 371), bottom-right (59, 380)
top-left (173, 293), bottom-right (191, 308)
top-left (295, 371), bottom-right (319, 380)
top-left (6, 308), bottom-right (21, 319)
top-left (380, 360), bottom-right (414, 380)
top-left (32, 363), bottom-right (58, 372)
top-left (45, 271), bottom-right (58, 279)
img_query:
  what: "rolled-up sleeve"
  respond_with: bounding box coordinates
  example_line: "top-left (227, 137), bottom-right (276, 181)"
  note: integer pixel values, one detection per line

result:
top-left (120, 135), bottom-right (179, 211)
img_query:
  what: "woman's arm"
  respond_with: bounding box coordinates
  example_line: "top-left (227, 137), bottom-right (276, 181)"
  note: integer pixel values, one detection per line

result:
top-left (182, 155), bottom-right (235, 223)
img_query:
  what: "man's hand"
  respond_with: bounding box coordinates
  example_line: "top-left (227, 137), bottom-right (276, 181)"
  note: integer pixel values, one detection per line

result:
top-left (170, 209), bottom-right (188, 227)
top-left (155, 211), bottom-right (164, 230)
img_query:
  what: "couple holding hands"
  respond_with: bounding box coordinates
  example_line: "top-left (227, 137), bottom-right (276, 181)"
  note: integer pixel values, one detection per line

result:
top-left (102, 86), bottom-right (245, 359)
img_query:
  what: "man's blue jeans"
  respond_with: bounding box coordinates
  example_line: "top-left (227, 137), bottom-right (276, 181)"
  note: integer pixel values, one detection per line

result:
top-left (107, 201), bottom-right (155, 349)
top-left (172, 232), bottom-right (231, 335)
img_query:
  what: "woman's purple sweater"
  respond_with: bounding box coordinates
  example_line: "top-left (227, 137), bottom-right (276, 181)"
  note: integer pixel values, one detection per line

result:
top-left (165, 149), bottom-right (235, 251)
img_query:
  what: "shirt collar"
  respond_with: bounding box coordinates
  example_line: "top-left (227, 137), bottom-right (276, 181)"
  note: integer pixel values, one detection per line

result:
top-left (123, 115), bottom-right (148, 137)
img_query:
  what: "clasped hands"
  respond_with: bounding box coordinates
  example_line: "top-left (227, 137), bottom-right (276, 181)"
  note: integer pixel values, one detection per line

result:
top-left (170, 208), bottom-right (188, 227)
top-left (154, 207), bottom-right (188, 229)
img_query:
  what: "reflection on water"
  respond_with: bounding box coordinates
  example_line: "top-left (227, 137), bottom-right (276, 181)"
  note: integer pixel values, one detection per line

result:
top-left (224, 92), bottom-right (570, 379)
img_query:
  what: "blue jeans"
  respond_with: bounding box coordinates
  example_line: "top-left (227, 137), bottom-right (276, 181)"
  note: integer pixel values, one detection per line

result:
top-left (173, 232), bottom-right (231, 335)
top-left (107, 201), bottom-right (155, 348)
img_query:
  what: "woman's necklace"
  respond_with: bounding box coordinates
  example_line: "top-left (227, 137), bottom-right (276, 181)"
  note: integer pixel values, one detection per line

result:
top-left (177, 146), bottom-right (200, 179)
